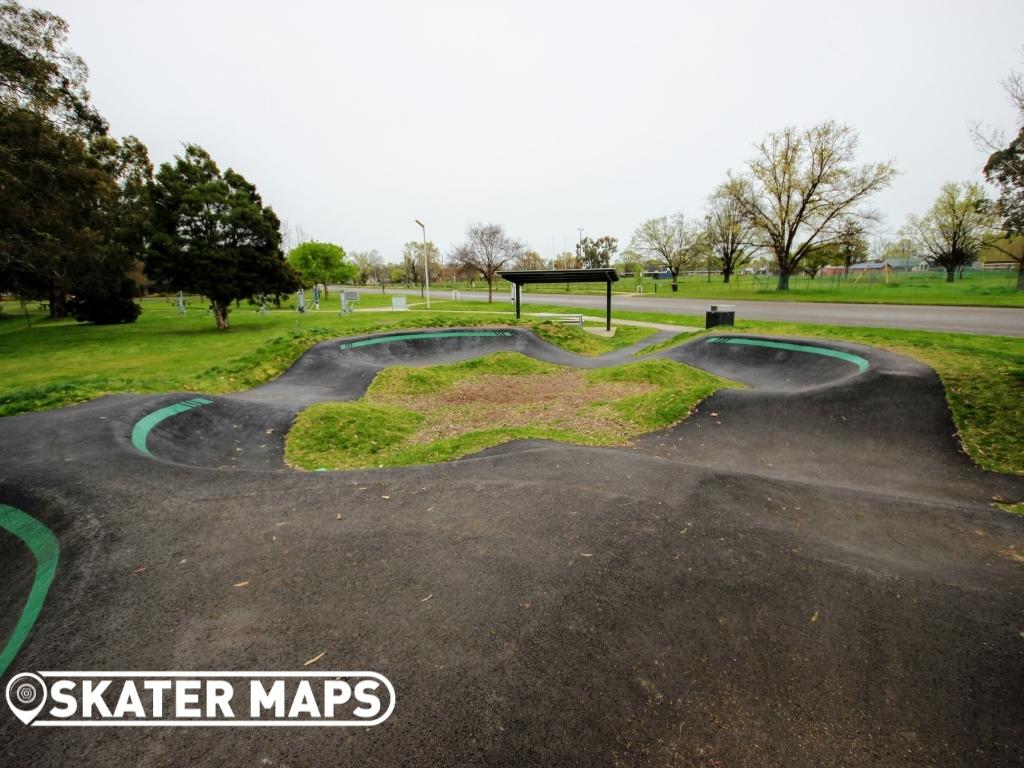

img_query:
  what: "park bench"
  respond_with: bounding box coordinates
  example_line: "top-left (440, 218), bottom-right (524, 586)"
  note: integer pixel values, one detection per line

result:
top-left (551, 313), bottom-right (584, 327)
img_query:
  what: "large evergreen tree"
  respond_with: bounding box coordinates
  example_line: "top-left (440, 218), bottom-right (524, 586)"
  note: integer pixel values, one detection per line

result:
top-left (146, 145), bottom-right (298, 329)
top-left (1, 0), bottom-right (146, 322)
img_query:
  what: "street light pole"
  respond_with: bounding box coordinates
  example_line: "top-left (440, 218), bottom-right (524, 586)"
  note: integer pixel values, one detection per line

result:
top-left (415, 219), bottom-right (430, 309)
top-left (577, 228), bottom-right (584, 266)
top-left (705, 213), bottom-right (712, 283)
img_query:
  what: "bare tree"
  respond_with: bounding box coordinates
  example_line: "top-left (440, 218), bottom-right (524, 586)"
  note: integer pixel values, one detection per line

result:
top-left (350, 249), bottom-right (382, 285)
top-left (629, 214), bottom-right (701, 291)
top-left (970, 46), bottom-right (1024, 154)
top-left (900, 182), bottom-right (998, 282)
top-left (706, 188), bottom-right (753, 283)
top-left (451, 223), bottom-right (525, 302)
top-left (615, 249), bottom-right (644, 279)
top-left (722, 121), bottom-right (897, 290)
top-left (551, 251), bottom-right (581, 269)
top-left (514, 250), bottom-right (547, 270)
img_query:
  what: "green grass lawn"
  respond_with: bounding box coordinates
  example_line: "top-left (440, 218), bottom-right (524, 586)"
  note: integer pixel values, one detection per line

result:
top-left (285, 353), bottom-right (733, 469)
top-left (1, 294), bottom-right (1020, 479)
top-left (0, 297), bottom-right (653, 416)
top-left (428, 269), bottom-right (1024, 307)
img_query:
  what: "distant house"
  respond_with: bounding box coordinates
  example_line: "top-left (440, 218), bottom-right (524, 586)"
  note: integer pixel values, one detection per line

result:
top-left (979, 237), bottom-right (1023, 270)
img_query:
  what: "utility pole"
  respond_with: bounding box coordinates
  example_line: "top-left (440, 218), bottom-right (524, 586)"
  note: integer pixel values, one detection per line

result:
top-left (415, 219), bottom-right (430, 308)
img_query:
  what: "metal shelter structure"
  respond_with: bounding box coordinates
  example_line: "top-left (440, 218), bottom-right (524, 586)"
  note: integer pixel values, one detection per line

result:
top-left (498, 269), bottom-right (619, 331)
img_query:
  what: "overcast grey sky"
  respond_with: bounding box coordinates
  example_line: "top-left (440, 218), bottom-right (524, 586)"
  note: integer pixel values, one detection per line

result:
top-left (45, 0), bottom-right (1024, 261)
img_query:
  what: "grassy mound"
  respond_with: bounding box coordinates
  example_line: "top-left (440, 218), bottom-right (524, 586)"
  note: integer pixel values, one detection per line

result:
top-left (285, 353), bottom-right (733, 470)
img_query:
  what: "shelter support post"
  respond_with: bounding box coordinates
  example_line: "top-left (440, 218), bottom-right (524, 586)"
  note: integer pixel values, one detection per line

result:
top-left (605, 280), bottom-right (611, 331)
top-left (515, 284), bottom-right (521, 319)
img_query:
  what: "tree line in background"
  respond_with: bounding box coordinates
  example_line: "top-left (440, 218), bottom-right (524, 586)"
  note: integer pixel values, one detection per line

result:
top-left (0, 1), bottom-right (303, 328)
top-left (3, 0), bottom-right (1022, 332)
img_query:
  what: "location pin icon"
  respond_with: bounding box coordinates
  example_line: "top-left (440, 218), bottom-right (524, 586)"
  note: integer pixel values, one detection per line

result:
top-left (5, 673), bottom-right (47, 725)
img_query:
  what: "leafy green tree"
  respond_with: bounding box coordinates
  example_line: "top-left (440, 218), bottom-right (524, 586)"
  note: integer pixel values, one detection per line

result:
top-left (0, 0), bottom-right (103, 133)
top-left (721, 121), bottom-right (896, 290)
top-left (984, 126), bottom-right (1024, 289)
top-left (66, 134), bottom-right (152, 324)
top-left (146, 145), bottom-right (298, 329)
top-left (835, 220), bottom-right (869, 275)
top-left (801, 244), bottom-right (839, 278)
top-left (615, 249), bottom-right (643, 279)
top-left (287, 241), bottom-right (355, 296)
top-left (900, 182), bottom-right (998, 283)
top-left (1, 1), bottom-right (143, 322)
top-left (575, 235), bottom-right (617, 268)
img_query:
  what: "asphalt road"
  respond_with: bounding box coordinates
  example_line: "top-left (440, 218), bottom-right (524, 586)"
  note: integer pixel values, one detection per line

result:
top-left (407, 288), bottom-right (1024, 336)
top-left (2, 329), bottom-right (1022, 767)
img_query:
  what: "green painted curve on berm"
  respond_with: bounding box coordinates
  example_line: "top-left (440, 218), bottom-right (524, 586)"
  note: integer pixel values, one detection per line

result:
top-left (0, 504), bottom-right (60, 677)
top-left (706, 336), bottom-right (870, 373)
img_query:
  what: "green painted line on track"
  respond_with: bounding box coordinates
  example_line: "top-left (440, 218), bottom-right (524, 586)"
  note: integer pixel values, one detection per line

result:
top-left (706, 337), bottom-right (870, 373)
top-left (131, 397), bottom-right (214, 457)
top-left (0, 504), bottom-right (59, 677)
top-left (339, 330), bottom-right (514, 350)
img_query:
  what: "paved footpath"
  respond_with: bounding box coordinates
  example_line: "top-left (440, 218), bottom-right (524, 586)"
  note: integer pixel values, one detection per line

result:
top-left (392, 288), bottom-right (1024, 336)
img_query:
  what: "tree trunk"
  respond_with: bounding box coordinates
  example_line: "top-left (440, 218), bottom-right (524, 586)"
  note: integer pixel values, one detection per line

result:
top-left (722, 269), bottom-right (731, 284)
top-left (213, 299), bottom-right (230, 329)
top-left (486, 277), bottom-right (493, 303)
top-left (49, 274), bottom-right (68, 319)
top-left (1017, 263), bottom-right (1024, 291)
top-left (671, 271), bottom-right (678, 292)
top-left (945, 268), bottom-right (955, 283)
top-left (777, 272), bottom-right (790, 291)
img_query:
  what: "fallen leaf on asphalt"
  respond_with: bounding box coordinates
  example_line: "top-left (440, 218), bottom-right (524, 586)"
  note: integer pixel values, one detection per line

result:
top-left (233, 581), bottom-right (250, 588)
top-left (133, 566), bottom-right (146, 573)
top-left (382, 495), bottom-right (390, 500)
top-left (304, 651), bottom-right (326, 666)
top-left (810, 611), bottom-right (819, 623)
top-left (336, 513), bottom-right (341, 520)
top-left (420, 593), bottom-right (433, 603)
top-left (580, 553), bottom-right (593, 557)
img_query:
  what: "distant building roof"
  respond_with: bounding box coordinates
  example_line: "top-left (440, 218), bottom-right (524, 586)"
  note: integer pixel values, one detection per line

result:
top-left (849, 261), bottom-right (892, 270)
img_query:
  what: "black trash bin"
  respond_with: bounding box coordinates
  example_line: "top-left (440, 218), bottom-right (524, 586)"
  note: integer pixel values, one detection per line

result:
top-left (705, 304), bottom-right (735, 329)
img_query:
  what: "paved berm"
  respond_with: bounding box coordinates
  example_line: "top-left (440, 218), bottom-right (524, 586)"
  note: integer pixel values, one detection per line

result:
top-left (1, 328), bottom-right (1022, 767)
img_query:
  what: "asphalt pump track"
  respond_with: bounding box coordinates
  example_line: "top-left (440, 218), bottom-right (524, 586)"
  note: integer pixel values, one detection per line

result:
top-left (1, 328), bottom-right (1022, 767)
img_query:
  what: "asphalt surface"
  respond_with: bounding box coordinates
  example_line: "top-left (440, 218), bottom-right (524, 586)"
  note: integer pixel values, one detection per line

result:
top-left (403, 288), bottom-right (1024, 337)
top-left (1, 328), bottom-right (1023, 767)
